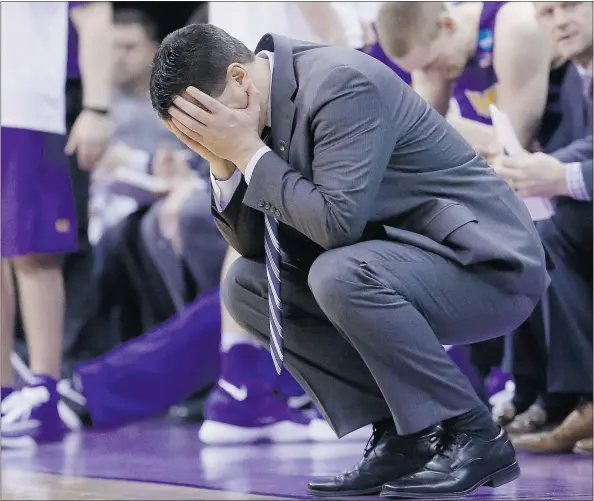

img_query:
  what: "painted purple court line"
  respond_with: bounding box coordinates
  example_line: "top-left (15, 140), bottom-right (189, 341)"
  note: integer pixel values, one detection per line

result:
top-left (3, 419), bottom-right (592, 500)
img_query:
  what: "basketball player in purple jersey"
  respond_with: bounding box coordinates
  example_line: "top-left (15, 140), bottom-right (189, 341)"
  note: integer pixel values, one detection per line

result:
top-left (377, 2), bottom-right (551, 157)
top-left (1, 1), bottom-right (113, 448)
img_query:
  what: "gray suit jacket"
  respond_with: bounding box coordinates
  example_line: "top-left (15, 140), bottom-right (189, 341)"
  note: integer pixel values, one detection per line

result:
top-left (212, 34), bottom-right (549, 297)
top-left (541, 63), bottom-right (592, 250)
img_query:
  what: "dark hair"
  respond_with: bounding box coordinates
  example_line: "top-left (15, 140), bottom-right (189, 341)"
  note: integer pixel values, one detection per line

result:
top-left (114, 8), bottom-right (159, 44)
top-left (150, 24), bottom-right (255, 119)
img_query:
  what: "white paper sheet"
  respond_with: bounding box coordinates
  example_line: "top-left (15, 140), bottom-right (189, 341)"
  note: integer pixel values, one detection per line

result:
top-left (489, 104), bottom-right (554, 221)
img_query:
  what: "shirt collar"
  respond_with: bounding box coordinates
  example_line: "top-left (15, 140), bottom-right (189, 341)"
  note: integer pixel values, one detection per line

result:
top-left (577, 60), bottom-right (593, 79)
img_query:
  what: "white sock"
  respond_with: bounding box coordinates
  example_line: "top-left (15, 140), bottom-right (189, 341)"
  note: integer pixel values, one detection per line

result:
top-left (220, 331), bottom-right (261, 352)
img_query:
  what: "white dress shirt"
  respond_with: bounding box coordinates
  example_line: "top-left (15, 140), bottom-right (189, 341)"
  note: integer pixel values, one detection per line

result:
top-left (210, 51), bottom-right (274, 212)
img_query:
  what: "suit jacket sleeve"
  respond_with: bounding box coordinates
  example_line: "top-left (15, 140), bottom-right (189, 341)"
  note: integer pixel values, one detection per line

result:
top-left (242, 66), bottom-right (398, 250)
top-left (551, 135), bottom-right (593, 198)
top-left (211, 179), bottom-right (265, 258)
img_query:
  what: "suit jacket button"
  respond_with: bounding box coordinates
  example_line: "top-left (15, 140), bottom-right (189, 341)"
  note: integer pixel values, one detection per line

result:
top-left (275, 210), bottom-right (281, 217)
top-left (264, 203), bottom-right (271, 210)
top-left (278, 141), bottom-right (286, 152)
top-left (258, 201), bottom-right (264, 208)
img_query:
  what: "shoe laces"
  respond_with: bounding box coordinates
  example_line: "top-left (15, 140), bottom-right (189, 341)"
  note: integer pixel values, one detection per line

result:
top-left (363, 425), bottom-right (388, 458)
top-left (1, 386), bottom-right (50, 423)
top-left (435, 432), bottom-right (466, 459)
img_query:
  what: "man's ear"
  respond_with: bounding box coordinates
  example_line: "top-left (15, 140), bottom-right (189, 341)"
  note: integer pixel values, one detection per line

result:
top-left (226, 63), bottom-right (247, 87)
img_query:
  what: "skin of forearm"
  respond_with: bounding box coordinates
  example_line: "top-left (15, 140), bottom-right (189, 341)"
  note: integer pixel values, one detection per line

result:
top-left (297, 2), bottom-right (350, 46)
top-left (447, 114), bottom-right (500, 155)
top-left (71, 2), bottom-right (113, 109)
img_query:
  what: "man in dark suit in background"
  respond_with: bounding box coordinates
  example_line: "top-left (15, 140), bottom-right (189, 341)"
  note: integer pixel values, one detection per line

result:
top-left (494, 0), bottom-right (593, 455)
top-left (149, 25), bottom-right (549, 498)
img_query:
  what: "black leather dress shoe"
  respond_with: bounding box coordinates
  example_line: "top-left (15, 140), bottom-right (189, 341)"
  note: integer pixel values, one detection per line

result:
top-left (381, 427), bottom-right (520, 499)
top-left (307, 425), bottom-right (442, 497)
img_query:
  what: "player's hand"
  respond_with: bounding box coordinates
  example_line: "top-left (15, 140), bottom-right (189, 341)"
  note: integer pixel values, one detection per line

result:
top-left (158, 181), bottom-right (197, 255)
top-left (151, 148), bottom-right (192, 181)
top-left (66, 109), bottom-right (113, 170)
top-left (167, 78), bottom-right (265, 173)
top-left (95, 141), bottom-right (135, 174)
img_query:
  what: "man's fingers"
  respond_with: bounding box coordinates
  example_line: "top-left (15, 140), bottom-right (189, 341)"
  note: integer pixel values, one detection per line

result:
top-left (497, 156), bottom-right (522, 170)
top-left (168, 106), bottom-right (206, 135)
top-left (186, 86), bottom-right (223, 113)
top-left (171, 117), bottom-right (204, 143)
top-left (245, 78), bottom-right (261, 112)
top-left (173, 96), bottom-right (211, 125)
top-left (493, 165), bottom-right (524, 183)
top-left (64, 134), bottom-right (76, 156)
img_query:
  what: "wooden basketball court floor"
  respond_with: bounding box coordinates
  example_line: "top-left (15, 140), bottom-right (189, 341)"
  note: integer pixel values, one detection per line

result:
top-left (2, 419), bottom-right (592, 500)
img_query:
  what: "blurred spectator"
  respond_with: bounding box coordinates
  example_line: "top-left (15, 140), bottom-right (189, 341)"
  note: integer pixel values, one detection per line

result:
top-left (493, 0), bottom-right (592, 455)
top-left (377, 2), bottom-right (551, 158)
top-left (109, 8), bottom-right (175, 154)
top-left (376, 1), bottom-right (555, 401)
top-left (86, 9), bottom-right (227, 344)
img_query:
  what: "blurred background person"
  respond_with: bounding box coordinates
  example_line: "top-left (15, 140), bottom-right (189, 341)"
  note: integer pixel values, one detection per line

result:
top-left (493, 0), bottom-right (592, 455)
top-left (1, 1), bottom-right (113, 447)
top-left (376, 1), bottom-right (562, 405)
top-left (377, 2), bottom-right (550, 159)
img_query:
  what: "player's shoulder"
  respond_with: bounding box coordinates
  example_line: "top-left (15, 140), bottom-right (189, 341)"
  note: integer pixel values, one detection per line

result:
top-left (495, 2), bottom-right (541, 37)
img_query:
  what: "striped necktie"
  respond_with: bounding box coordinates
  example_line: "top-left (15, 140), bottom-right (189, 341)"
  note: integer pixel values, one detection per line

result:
top-left (261, 128), bottom-right (284, 374)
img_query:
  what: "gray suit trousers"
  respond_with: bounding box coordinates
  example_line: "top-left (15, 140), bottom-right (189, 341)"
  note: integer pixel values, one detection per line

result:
top-left (222, 239), bottom-right (537, 437)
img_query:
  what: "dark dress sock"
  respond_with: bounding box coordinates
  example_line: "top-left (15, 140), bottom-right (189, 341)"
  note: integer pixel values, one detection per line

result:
top-left (443, 406), bottom-right (499, 439)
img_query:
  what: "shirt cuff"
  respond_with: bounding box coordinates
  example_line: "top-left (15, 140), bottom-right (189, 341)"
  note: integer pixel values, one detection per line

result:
top-left (565, 162), bottom-right (591, 201)
top-left (245, 146), bottom-right (271, 184)
top-left (210, 168), bottom-right (242, 212)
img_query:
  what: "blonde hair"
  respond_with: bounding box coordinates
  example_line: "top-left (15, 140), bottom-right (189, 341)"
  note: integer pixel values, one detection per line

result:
top-left (377, 2), bottom-right (446, 58)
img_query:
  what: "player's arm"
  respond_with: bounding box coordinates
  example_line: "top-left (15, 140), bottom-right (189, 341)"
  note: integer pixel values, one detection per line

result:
top-left (492, 2), bottom-right (550, 148)
top-left (412, 70), bottom-right (453, 116)
top-left (445, 4), bottom-right (550, 157)
top-left (297, 2), bottom-right (358, 47)
top-left (70, 2), bottom-right (113, 110)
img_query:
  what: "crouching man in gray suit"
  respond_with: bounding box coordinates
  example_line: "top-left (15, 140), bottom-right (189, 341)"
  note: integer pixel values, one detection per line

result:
top-left (149, 25), bottom-right (549, 498)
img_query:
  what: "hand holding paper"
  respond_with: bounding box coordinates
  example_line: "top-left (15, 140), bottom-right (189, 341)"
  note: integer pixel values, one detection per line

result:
top-left (489, 105), bottom-right (555, 221)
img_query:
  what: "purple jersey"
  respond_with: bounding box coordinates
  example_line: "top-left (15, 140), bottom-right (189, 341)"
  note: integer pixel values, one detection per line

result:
top-left (367, 24), bottom-right (412, 85)
top-left (453, 2), bottom-right (507, 124)
top-left (367, 41), bottom-right (412, 86)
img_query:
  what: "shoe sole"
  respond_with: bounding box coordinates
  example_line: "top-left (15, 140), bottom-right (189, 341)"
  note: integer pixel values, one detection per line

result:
top-left (573, 447), bottom-right (593, 455)
top-left (199, 420), bottom-right (310, 445)
top-left (307, 485), bottom-right (384, 497)
top-left (1, 436), bottom-right (37, 449)
top-left (380, 461), bottom-right (521, 499)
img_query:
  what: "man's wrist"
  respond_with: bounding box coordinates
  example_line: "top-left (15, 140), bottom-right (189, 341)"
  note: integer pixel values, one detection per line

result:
top-left (233, 138), bottom-right (267, 173)
top-left (210, 159), bottom-right (236, 181)
top-left (550, 159), bottom-right (570, 197)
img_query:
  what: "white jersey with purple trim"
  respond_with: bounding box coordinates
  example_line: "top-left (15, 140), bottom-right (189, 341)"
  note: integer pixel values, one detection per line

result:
top-left (1, 2), bottom-right (68, 134)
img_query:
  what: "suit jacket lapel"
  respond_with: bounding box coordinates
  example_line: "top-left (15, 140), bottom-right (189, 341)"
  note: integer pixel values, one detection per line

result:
top-left (256, 34), bottom-right (297, 162)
